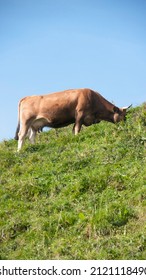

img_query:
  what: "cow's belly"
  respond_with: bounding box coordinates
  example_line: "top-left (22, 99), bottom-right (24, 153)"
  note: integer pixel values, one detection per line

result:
top-left (32, 115), bottom-right (75, 130)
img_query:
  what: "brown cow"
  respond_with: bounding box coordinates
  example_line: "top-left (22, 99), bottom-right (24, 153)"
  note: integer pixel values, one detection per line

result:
top-left (14, 88), bottom-right (131, 151)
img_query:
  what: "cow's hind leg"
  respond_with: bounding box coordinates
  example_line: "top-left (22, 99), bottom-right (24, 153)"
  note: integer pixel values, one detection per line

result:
top-left (27, 127), bottom-right (36, 144)
top-left (17, 123), bottom-right (29, 152)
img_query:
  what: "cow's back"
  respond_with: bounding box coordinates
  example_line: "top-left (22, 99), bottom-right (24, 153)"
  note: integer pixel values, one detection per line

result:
top-left (21, 89), bottom-right (90, 116)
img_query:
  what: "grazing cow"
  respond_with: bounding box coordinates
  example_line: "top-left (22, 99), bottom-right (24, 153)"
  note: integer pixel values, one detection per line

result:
top-left (14, 88), bottom-right (131, 151)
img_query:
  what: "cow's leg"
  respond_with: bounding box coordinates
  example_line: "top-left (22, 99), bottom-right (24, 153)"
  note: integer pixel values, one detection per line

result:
top-left (28, 128), bottom-right (36, 144)
top-left (73, 111), bottom-right (83, 135)
top-left (73, 122), bottom-right (82, 135)
top-left (17, 123), bottom-right (29, 152)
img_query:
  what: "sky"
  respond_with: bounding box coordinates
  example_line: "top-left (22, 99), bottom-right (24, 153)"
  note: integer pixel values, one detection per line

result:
top-left (0, 0), bottom-right (146, 141)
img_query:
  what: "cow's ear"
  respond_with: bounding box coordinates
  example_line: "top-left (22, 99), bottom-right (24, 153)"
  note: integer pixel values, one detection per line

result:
top-left (113, 106), bottom-right (120, 113)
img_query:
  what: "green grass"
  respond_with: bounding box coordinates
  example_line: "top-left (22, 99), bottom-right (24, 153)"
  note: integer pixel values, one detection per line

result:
top-left (0, 104), bottom-right (146, 259)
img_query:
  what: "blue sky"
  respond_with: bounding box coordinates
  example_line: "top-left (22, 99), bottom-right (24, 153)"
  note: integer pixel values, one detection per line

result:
top-left (0, 0), bottom-right (146, 141)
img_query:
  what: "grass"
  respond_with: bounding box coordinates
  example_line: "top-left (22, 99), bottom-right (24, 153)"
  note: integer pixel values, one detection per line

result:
top-left (0, 104), bottom-right (146, 259)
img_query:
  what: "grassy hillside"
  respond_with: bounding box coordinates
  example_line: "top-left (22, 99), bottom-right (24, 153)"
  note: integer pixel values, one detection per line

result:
top-left (0, 104), bottom-right (146, 260)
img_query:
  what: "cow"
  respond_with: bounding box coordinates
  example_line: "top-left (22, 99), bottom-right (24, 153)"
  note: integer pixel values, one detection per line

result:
top-left (14, 88), bottom-right (131, 151)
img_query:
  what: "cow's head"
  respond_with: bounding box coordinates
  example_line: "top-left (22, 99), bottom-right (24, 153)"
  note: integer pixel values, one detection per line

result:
top-left (113, 104), bottom-right (132, 123)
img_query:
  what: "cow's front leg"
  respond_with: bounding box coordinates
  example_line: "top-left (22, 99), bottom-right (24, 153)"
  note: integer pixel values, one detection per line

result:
top-left (73, 111), bottom-right (83, 135)
top-left (73, 122), bottom-right (82, 135)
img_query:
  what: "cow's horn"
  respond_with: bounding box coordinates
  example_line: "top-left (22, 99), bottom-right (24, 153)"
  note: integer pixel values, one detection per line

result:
top-left (122, 104), bottom-right (132, 110)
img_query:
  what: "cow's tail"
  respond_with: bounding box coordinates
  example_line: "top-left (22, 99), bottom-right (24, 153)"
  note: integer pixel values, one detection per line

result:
top-left (14, 99), bottom-right (21, 140)
top-left (14, 122), bottom-right (20, 140)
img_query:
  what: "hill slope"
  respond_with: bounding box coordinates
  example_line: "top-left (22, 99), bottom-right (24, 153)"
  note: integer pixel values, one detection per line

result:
top-left (0, 104), bottom-right (146, 260)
